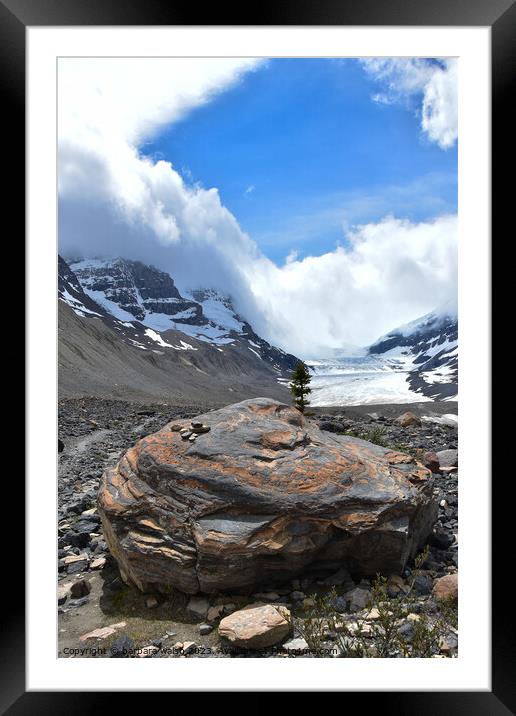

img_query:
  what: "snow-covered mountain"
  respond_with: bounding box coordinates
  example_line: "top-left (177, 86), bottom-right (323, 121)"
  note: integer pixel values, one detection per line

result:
top-left (305, 302), bottom-right (457, 406)
top-left (58, 256), bottom-right (299, 403)
top-left (58, 255), bottom-right (457, 405)
top-left (368, 302), bottom-right (458, 400)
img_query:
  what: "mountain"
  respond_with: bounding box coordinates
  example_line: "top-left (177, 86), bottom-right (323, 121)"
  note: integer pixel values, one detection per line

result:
top-left (368, 302), bottom-right (458, 400)
top-left (58, 256), bottom-right (299, 404)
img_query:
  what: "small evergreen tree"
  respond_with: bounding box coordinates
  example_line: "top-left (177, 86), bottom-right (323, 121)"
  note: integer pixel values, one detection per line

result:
top-left (290, 361), bottom-right (312, 413)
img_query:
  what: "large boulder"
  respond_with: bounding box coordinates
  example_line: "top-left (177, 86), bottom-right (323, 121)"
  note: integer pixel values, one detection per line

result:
top-left (98, 398), bottom-right (438, 595)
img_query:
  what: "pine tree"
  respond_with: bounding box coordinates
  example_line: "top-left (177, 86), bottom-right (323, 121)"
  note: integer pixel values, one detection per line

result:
top-left (290, 361), bottom-right (312, 413)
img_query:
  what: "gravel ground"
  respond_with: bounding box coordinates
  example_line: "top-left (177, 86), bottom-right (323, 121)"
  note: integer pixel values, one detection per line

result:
top-left (58, 398), bottom-right (458, 659)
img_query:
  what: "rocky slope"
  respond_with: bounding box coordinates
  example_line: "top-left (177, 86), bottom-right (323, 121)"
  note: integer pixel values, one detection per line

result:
top-left (368, 302), bottom-right (458, 400)
top-left (58, 257), bottom-right (299, 403)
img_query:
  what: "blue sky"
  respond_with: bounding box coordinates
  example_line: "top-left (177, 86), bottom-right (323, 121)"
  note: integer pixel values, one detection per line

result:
top-left (143, 58), bottom-right (457, 264)
top-left (59, 56), bottom-right (457, 351)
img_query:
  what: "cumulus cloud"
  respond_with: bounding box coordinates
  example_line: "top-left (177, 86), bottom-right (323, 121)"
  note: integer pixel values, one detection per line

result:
top-left (247, 214), bottom-right (457, 355)
top-left (360, 58), bottom-right (458, 149)
top-left (58, 58), bottom-right (457, 357)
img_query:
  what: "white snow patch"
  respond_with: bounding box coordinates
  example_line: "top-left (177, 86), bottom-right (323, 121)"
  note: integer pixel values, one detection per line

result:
top-left (421, 413), bottom-right (458, 427)
top-left (144, 328), bottom-right (197, 351)
top-left (59, 289), bottom-right (102, 317)
top-left (82, 288), bottom-right (136, 321)
top-left (420, 365), bottom-right (456, 385)
top-left (191, 292), bottom-right (245, 333)
top-left (144, 328), bottom-right (175, 348)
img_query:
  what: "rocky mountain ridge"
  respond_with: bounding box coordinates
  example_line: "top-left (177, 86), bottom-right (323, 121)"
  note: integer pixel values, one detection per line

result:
top-left (58, 256), bottom-right (299, 404)
top-left (368, 304), bottom-right (458, 400)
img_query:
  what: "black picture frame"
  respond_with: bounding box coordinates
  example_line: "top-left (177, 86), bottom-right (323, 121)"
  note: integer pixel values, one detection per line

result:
top-left (6, 0), bottom-right (510, 709)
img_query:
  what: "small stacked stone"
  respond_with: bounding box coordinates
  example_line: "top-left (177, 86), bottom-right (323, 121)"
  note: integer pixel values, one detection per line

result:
top-left (175, 421), bottom-right (211, 442)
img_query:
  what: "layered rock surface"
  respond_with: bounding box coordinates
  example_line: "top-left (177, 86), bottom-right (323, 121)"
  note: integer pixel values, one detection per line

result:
top-left (98, 398), bottom-right (438, 594)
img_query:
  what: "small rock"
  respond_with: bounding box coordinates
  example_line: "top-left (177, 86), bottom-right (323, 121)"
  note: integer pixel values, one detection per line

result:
top-left (302, 598), bottom-right (316, 609)
top-left (69, 597), bottom-right (89, 608)
top-left (364, 607), bottom-right (380, 620)
top-left (436, 449), bottom-right (458, 468)
top-left (396, 412), bottom-right (422, 428)
top-left (182, 641), bottom-right (196, 655)
top-left (63, 553), bottom-right (89, 566)
top-left (192, 425), bottom-right (210, 434)
top-left (70, 579), bottom-right (91, 599)
top-left (199, 623), bottom-right (213, 635)
top-left (319, 566), bottom-right (354, 589)
top-left (318, 421), bottom-right (336, 432)
top-left (218, 603), bottom-right (291, 649)
top-left (387, 574), bottom-right (409, 598)
top-left (347, 620), bottom-right (372, 636)
top-left (290, 591), bottom-right (305, 601)
top-left (422, 451), bottom-right (440, 473)
top-left (283, 637), bottom-right (309, 652)
top-left (187, 595), bottom-right (210, 619)
top-left (429, 529), bottom-right (454, 550)
top-left (67, 561), bottom-right (88, 576)
top-left (345, 587), bottom-right (371, 612)
top-left (57, 582), bottom-right (72, 605)
top-left (90, 556), bottom-right (106, 570)
top-left (79, 622), bottom-right (126, 641)
top-left (331, 596), bottom-right (348, 613)
top-left (424, 599), bottom-right (439, 614)
top-left (412, 575), bottom-right (432, 596)
top-left (109, 635), bottom-right (135, 657)
top-left (441, 466), bottom-right (458, 474)
top-left (207, 605), bottom-right (224, 622)
top-left (439, 629), bottom-right (458, 653)
top-left (432, 573), bottom-right (458, 602)
top-left (398, 621), bottom-right (415, 640)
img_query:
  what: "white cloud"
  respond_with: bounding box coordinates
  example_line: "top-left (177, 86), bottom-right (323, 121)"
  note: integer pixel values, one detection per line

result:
top-left (247, 215), bottom-right (457, 355)
top-left (360, 58), bottom-right (457, 149)
top-left (59, 58), bottom-right (457, 357)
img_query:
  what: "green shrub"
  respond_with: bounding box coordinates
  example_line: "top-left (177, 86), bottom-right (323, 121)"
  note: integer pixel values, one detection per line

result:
top-left (295, 548), bottom-right (456, 658)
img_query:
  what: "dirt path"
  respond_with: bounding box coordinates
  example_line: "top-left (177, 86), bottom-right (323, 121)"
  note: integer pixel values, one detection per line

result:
top-left (71, 428), bottom-right (113, 455)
